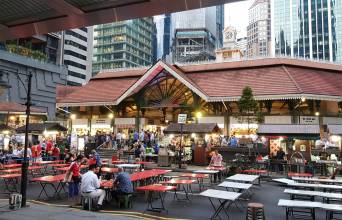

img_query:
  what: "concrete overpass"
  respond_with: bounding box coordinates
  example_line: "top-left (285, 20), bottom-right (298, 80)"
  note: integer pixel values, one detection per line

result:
top-left (0, 0), bottom-right (242, 40)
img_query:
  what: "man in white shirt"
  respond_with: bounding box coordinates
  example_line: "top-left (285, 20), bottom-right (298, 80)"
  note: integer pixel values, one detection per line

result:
top-left (80, 164), bottom-right (106, 211)
top-left (116, 131), bottom-right (122, 149)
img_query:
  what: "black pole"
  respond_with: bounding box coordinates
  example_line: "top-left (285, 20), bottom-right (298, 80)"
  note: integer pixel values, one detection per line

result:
top-left (179, 123), bottom-right (183, 169)
top-left (20, 72), bottom-right (32, 207)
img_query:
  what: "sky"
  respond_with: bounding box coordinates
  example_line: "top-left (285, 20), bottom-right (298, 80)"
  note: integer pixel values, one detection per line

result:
top-left (224, 0), bottom-right (254, 38)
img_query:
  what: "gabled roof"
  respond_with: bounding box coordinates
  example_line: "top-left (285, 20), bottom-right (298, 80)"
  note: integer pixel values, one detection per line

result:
top-left (115, 60), bottom-right (209, 104)
top-left (16, 122), bottom-right (67, 133)
top-left (56, 58), bottom-right (342, 107)
top-left (0, 102), bottom-right (46, 115)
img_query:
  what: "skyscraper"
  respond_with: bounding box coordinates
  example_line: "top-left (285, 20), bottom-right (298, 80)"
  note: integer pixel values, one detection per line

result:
top-left (62, 27), bottom-right (93, 86)
top-left (247, 0), bottom-right (271, 58)
top-left (92, 18), bottom-right (155, 76)
top-left (154, 14), bottom-right (171, 61)
top-left (272, 0), bottom-right (342, 63)
top-left (170, 6), bottom-right (224, 63)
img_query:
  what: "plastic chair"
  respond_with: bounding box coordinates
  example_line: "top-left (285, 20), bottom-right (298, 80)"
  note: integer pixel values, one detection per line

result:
top-left (117, 194), bottom-right (133, 209)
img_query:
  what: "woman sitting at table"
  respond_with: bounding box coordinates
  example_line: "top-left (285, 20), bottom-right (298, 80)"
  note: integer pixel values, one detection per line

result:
top-left (111, 167), bottom-right (134, 203)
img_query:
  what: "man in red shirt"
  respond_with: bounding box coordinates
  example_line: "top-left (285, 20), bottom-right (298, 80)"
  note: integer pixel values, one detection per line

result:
top-left (45, 139), bottom-right (53, 160)
top-left (52, 146), bottom-right (60, 161)
top-left (31, 142), bottom-right (38, 162)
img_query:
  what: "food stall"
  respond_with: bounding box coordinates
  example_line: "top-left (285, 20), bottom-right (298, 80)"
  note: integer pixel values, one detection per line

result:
top-left (16, 122), bottom-right (68, 145)
top-left (162, 123), bottom-right (221, 166)
top-left (0, 124), bottom-right (14, 150)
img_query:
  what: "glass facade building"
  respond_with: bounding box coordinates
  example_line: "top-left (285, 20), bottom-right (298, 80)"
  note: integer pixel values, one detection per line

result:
top-left (272, 0), bottom-right (342, 63)
top-left (170, 5), bottom-right (224, 63)
top-left (92, 18), bottom-right (155, 75)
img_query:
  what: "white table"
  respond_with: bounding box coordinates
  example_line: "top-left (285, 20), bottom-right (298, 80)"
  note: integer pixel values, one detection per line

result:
top-left (292, 177), bottom-right (342, 184)
top-left (226, 174), bottom-right (259, 184)
top-left (115, 164), bottom-right (140, 172)
top-left (278, 199), bottom-right (322, 220)
top-left (288, 182), bottom-right (342, 191)
top-left (284, 189), bottom-right (342, 201)
top-left (272, 178), bottom-right (296, 185)
top-left (200, 189), bottom-right (241, 219)
top-left (194, 170), bottom-right (219, 174)
top-left (218, 181), bottom-right (252, 190)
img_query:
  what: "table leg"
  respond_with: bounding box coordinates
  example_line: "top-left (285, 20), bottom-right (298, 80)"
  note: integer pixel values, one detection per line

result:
top-left (38, 182), bottom-right (50, 199)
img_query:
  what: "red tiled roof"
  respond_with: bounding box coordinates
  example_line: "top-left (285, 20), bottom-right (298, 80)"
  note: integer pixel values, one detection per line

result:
top-left (0, 102), bottom-right (46, 114)
top-left (56, 58), bottom-right (342, 106)
top-left (56, 85), bottom-right (79, 102)
top-left (92, 68), bottom-right (147, 79)
top-left (179, 58), bottom-right (342, 73)
top-left (187, 66), bottom-right (301, 98)
top-left (57, 77), bottom-right (139, 106)
top-left (287, 66), bottom-right (342, 97)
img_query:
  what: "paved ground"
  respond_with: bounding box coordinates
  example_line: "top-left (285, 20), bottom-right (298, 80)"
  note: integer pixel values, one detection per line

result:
top-left (0, 200), bottom-right (142, 220)
top-left (0, 167), bottom-right (330, 220)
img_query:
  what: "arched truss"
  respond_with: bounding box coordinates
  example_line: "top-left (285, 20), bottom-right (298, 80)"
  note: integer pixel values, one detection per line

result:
top-left (141, 71), bottom-right (194, 108)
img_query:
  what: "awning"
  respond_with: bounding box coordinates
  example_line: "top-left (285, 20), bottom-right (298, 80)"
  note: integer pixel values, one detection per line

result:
top-left (0, 124), bottom-right (14, 132)
top-left (163, 123), bottom-right (221, 134)
top-left (257, 124), bottom-right (320, 135)
top-left (328, 125), bottom-right (342, 135)
top-left (16, 122), bottom-right (67, 133)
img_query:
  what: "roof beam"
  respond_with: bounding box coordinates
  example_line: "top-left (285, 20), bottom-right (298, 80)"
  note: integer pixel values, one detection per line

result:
top-left (46, 0), bottom-right (84, 16)
top-left (0, 0), bottom-right (238, 40)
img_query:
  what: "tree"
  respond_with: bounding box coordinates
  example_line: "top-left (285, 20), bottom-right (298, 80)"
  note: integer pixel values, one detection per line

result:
top-left (235, 86), bottom-right (263, 135)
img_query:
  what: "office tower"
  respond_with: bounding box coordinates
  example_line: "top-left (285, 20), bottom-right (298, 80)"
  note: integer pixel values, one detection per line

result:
top-left (247, 0), bottom-right (271, 58)
top-left (62, 27), bottom-right (93, 86)
top-left (155, 14), bottom-right (171, 61)
top-left (272, 0), bottom-right (342, 63)
top-left (170, 6), bottom-right (224, 63)
top-left (92, 18), bottom-right (155, 76)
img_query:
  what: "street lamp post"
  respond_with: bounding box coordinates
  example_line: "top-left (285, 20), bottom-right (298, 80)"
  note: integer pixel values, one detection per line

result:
top-left (0, 69), bottom-right (32, 207)
top-left (20, 72), bottom-right (32, 207)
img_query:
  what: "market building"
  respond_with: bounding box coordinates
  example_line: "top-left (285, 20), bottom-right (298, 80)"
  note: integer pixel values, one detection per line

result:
top-left (57, 57), bottom-right (342, 157)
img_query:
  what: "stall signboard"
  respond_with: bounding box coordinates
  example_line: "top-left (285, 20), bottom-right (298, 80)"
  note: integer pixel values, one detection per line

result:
top-left (178, 114), bottom-right (187, 124)
top-left (300, 116), bottom-right (319, 125)
top-left (70, 133), bottom-right (78, 152)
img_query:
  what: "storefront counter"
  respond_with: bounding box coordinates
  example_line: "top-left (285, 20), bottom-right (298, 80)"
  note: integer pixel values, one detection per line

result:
top-left (311, 148), bottom-right (341, 158)
top-left (214, 146), bottom-right (269, 160)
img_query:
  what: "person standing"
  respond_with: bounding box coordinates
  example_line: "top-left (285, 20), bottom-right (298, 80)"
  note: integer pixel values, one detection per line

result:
top-left (52, 145), bottom-right (60, 161)
top-left (66, 155), bottom-right (84, 203)
top-left (80, 164), bottom-right (106, 211)
top-left (31, 142), bottom-right (39, 162)
top-left (209, 150), bottom-right (223, 182)
top-left (45, 139), bottom-right (53, 160)
top-left (116, 131), bottom-right (122, 149)
top-left (133, 130), bottom-right (139, 143)
top-left (91, 149), bottom-right (101, 167)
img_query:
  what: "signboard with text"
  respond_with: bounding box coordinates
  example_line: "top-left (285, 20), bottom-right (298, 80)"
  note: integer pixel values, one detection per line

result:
top-left (300, 116), bottom-right (319, 125)
top-left (178, 114), bottom-right (187, 124)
